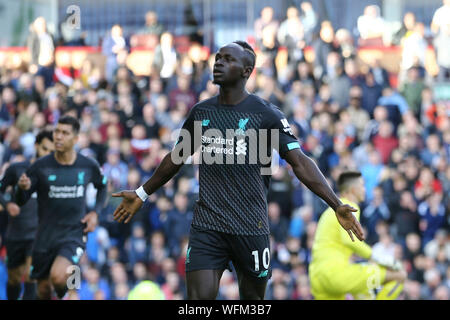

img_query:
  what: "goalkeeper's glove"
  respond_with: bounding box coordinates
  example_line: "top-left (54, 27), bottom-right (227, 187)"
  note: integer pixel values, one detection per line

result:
top-left (371, 251), bottom-right (403, 271)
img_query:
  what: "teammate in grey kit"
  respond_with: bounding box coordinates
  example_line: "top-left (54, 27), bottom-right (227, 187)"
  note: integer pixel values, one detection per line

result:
top-left (17, 116), bottom-right (108, 299)
top-left (112, 41), bottom-right (365, 300)
top-left (0, 129), bottom-right (54, 299)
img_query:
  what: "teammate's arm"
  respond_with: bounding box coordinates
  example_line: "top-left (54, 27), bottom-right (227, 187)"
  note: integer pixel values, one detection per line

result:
top-left (0, 166), bottom-right (20, 217)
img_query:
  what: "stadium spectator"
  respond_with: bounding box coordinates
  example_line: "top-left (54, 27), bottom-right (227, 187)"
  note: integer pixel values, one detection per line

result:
top-left (162, 192), bottom-right (192, 257)
top-left (400, 23), bottom-right (427, 83)
top-left (431, 0), bottom-right (450, 34)
top-left (59, 12), bottom-right (86, 46)
top-left (335, 29), bottom-right (356, 59)
top-left (79, 264), bottom-right (111, 300)
top-left (391, 191), bottom-right (420, 243)
top-left (368, 59), bottom-right (390, 89)
top-left (347, 86), bottom-right (370, 140)
top-left (356, 5), bottom-right (385, 45)
top-left (361, 186), bottom-right (391, 245)
top-left (254, 6), bottom-right (279, 49)
top-left (377, 87), bottom-right (410, 129)
top-left (329, 62), bottom-right (351, 109)
top-left (139, 11), bottom-right (165, 37)
top-left (102, 25), bottom-right (127, 82)
top-left (277, 6), bottom-right (305, 65)
top-left (300, 2), bottom-right (318, 43)
top-left (168, 74), bottom-right (197, 111)
top-left (125, 222), bottom-right (149, 266)
top-left (433, 21), bottom-right (450, 81)
top-left (418, 192), bottom-right (446, 246)
top-left (312, 21), bottom-right (336, 80)
top-left (102, 148), bottom-right (129, 190)
top-left (152, 32), bottom-right (178, 86)
top-left (392, 12), bottom-right (416, 46)
top-left (372, 120), bottom-right (398, 164)
top-left (27, 17), bottom-right (55, 88)
top-left (399, 67), bottom-right (426, 119)
top-left (268, 202), bottom-right (290, 244)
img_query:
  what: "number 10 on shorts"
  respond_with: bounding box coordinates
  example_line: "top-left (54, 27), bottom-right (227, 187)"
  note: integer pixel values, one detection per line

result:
top-left (252, 248), bottom-right (270, 272)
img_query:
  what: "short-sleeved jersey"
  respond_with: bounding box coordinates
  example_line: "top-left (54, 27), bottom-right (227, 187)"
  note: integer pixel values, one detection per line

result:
top-left (0, 161), bottom-right (38, 241)
top-left (174, 94), bottom-right (300, 236)
top-left (19, 153), bottom-right (107, 249)
top-left (310, 198), bottom-right (372, 268)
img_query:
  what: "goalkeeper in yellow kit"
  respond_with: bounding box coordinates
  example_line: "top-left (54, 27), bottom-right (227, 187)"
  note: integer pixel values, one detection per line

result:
top-left (309, 171), bottom-right (407, 300)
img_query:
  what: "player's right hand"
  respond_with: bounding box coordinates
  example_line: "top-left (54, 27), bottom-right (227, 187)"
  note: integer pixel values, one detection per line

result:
top-left (112, 190), bottom-right (144, 224)
top-left (335, 204), bottom-right (365, 242)
top-left (18, 173), bottom-right (31, 190)
top-left (6, 202), bottom-right (20, 217)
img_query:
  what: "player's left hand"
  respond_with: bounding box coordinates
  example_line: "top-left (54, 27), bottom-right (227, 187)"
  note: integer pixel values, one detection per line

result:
top-left (335, 204), bottom-right (365, 242)
top-left (6, 202), bottom-right (20, 217)
top-left (81, 211), bottom-right (98, 233)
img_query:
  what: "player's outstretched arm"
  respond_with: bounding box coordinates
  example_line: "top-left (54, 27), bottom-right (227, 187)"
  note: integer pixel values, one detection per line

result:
top-left (284, 148), bottom-right (365, 242)
top-left (112, 151), bottom-right (184, 224)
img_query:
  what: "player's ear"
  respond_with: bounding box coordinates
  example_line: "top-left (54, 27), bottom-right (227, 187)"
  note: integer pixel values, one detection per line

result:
top-left (242, 65), bottom-right (253, 79)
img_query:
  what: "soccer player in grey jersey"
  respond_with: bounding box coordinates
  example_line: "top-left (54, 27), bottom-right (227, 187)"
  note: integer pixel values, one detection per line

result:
top-left (112, 41), bottom-right (365, 300)
top-left (17, 116), bottom-right (108, 299)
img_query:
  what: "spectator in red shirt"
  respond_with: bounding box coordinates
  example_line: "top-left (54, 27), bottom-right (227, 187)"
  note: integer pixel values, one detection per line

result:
top-left (168, 75), bottom-right (197, 112)
top-left (372, 120), bottom-right (399, 164)
top-left (414, 166), bottom-right (443, 201)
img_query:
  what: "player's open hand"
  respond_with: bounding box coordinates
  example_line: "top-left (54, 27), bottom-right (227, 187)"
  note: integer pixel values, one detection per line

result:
top-left (335, 204), bottom-right (365, 242)
top-left (18, 173), bottom-right (31, 190)
top-left (6, 202), bottom-right (20, 217)
top-left (81, 211), bottom-right (98, 233)
top-left (112, 190), bottom-right (143, 224)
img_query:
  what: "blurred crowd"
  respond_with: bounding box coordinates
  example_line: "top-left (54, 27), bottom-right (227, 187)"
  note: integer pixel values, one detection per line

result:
top-left (0, 1), bottom-right (449, 300)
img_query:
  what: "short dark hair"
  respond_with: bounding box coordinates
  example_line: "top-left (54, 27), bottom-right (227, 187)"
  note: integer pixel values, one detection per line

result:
top-left (58, 115), bottom-right (80, 134)
top-left (35, 129), bottom-right (53, 144)
top-left (337, 170), bottom-right (362, 193)
top-left (233, 40), bottom-right (256, 71)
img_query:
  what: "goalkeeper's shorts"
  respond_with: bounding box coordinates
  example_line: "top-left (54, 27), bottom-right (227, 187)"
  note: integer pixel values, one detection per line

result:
top-left (309, 261), bottom-right (387, 300)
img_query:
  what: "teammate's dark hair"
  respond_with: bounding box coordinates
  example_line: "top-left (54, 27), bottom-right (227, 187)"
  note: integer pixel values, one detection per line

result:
top-left (58, 115), bottom-right (80, 134)
top-left (233, 40), bottom-right (256, 71)
top-left (35, 129), bottom-right (53, 144)
top-left (337, 170), bottom-right (362, 193)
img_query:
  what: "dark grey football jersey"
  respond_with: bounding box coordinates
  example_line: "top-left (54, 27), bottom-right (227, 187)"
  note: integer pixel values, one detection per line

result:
top-left (16, 153), bottom-right (107, 250)
top-left (0, 161), bottom-right (37, 241)
top-left (175, 94), bottom-right (300, 236)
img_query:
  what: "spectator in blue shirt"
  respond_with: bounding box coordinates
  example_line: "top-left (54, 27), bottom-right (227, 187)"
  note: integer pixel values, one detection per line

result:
top-left (360, 149), bottom-right (386, 201)
top-left (377, 87), bottom-right (410, 129)
top-left (163, 192), bottom-right (193, 257)
top-left (361, 186), bottom-right (391, 245)
top-left (125, 222), bottom-right (148, 265)
top-left (418, 192), bottom-right (447, 245)
top-left (79, 265), bottom-right (111, 300)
